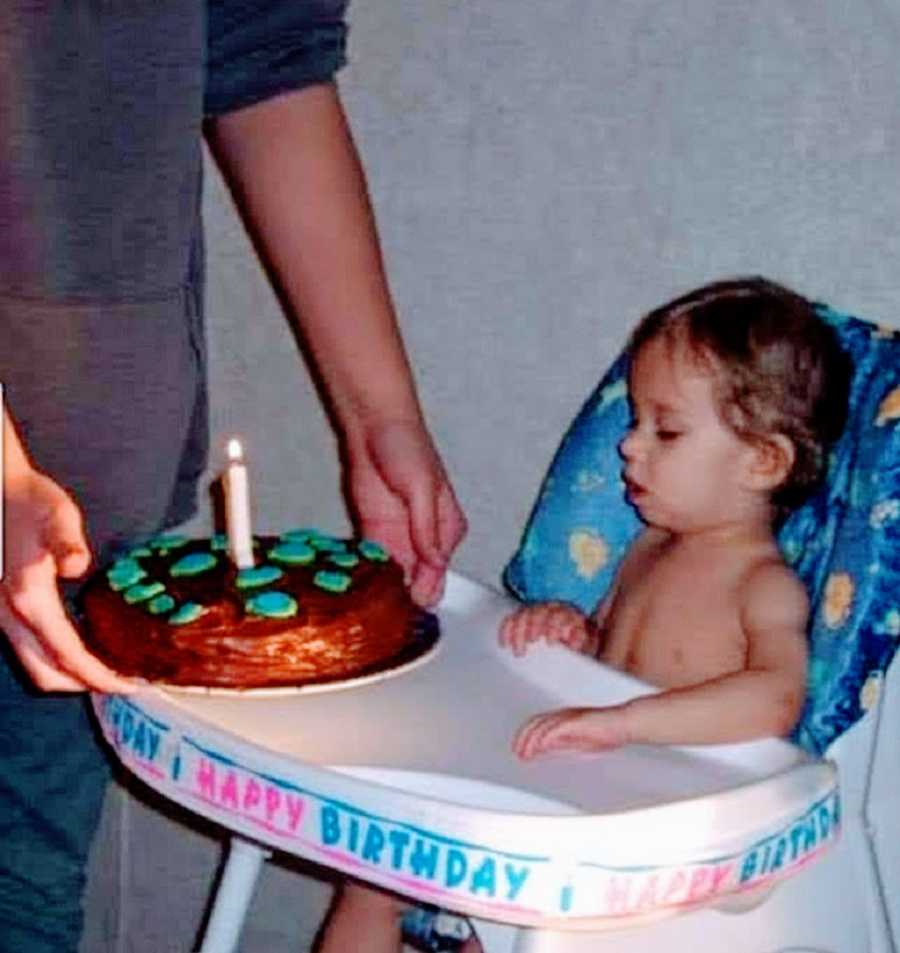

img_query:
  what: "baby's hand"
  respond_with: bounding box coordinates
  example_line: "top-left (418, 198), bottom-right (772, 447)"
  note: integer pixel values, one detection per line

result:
top-left (499, 602), bottom-right (597, 657)
top-left (513, 706), bottom-right (630, 760)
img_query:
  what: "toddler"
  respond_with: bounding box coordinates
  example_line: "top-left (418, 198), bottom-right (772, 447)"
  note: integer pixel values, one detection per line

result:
top-left (316, 277), bottom-right (849, 951)
top-left (501, 276), bottom-right (850, 758)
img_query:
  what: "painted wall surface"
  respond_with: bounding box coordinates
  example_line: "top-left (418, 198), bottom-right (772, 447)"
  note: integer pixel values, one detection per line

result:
top-left (83, 3), bottom-right (900, 951)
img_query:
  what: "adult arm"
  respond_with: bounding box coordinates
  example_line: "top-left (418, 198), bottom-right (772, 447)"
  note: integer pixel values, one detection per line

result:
top-left (206, 82), bottom-right (466, 605)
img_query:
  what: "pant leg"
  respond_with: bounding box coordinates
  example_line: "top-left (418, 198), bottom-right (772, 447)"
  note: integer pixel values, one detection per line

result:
top-left (0, 3), bottom-right (206, 948)
top-left (0, 656), bottom-right (109, 953)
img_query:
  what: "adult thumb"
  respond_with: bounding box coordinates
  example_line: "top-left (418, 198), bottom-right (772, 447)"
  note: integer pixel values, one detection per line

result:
top-left (46, 497), bottom-right (92, 579)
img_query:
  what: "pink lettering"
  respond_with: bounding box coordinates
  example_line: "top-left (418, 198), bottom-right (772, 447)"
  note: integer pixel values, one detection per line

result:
top-left (197, 759), bottom-right (216, 800)
top-left (605, 876), bottom-right (632, 915)
top-left (686, 867), bottom-right (711, 902)
top-left (286, 795), bottom-right (305, 832)
top-left (635, 875), bottom-right (659, 911)
top-left (243, 779), bottom-right (262, 812)
top-left (710, 863), bottom-right (733, 895)
top-left (265, 786), bottom-right (282, 823)
top-left (660, 869), bottom-right (688, 906)
top-left (220, 771), bottom-right (239, 809)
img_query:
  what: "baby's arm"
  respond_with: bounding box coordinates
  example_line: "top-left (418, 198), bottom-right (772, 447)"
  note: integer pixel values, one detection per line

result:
top-left (499, 601), bottom-right (604, 658)
top-left (514, 563), bottom-right (808, 758)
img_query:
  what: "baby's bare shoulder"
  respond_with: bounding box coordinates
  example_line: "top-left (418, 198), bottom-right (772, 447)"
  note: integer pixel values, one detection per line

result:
top-left (740, 557), bottom-right (809, 634)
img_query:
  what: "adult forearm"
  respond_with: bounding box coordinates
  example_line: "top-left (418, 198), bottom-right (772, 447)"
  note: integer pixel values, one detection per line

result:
top-left (206, 83), bottom-right (424, 450)
top-left (4, 405), bottom-right (35, 483)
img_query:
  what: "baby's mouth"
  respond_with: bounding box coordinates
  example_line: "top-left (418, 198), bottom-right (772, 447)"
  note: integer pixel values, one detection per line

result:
top-left (624, 475), bottom-right (647, 499)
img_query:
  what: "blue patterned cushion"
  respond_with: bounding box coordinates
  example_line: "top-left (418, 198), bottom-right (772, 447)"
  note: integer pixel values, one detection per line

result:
top-left (503, 305), bottom-right (900, 756)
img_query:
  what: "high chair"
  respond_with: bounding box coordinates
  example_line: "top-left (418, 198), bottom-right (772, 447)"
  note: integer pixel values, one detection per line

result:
top-left (501, 303), bottom-right (900, 952)
top-left (96, 303), bottom-right (897, 953)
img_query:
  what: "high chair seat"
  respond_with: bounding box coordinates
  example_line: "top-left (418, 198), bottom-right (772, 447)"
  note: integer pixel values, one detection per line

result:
top-left (504, 303), bottom-right (900, 755)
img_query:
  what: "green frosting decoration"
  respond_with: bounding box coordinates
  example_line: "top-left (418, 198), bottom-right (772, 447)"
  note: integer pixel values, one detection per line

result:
top-left (359, 540), bottom-right (389, 562)
top-left (308, 534), bottom-right (347, 553)
top-left (147, 594), bottom-right (176, 615)
top-left (107, 558), bottom-right (147, 591)
top-left (269, 541), bottom-right (316, 566)
top-left (170, 552), bottom-right (218, 577)
top-left (127, 546), bottom-right (153, 559)
top-left (169, 602), bottom-right (206, 625)
top-left (236, 565), bottom-right (284, 589)
top-left (280, 528), bottom-right (317, 542)
top-left (245, 591), bottom-right (298, 619)
top-left (124, 581), bottom-right (166, 605)
top-left (210, 534), bottom-right (229, 551)
top-left (148, 533), bottom-right (189, 554)
top-left (329, 552), bottom-right (359, 569)
top-left (313, 570), bottom-right (352, 593)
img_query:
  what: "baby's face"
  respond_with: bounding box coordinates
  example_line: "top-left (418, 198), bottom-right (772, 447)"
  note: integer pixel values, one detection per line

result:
top-left (620, 337), bottom-right (761, 533)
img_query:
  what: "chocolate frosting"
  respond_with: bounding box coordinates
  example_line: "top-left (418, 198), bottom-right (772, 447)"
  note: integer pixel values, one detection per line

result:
top-left (80, 533), bottom-right (438, 688)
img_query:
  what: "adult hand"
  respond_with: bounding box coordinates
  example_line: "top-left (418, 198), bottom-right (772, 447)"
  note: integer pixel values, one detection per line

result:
top-left (0, 469), bottom-right (134, 692)
top-left (345, 419), bottom-right (466, 607)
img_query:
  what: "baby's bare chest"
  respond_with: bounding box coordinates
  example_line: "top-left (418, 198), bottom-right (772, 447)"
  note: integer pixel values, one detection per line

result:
top-left (602, 550), bottom-right (749, 688)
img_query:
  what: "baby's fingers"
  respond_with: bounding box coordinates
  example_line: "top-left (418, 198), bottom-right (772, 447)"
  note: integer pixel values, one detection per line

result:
top-left (514, 708), bottom-right (628, 760)
top-left (513, 711), bottom-right (567, 760)
top-left (499, 608), bottom-right (542, 656)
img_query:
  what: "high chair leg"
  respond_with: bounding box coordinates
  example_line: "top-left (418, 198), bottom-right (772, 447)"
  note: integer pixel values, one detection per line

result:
top-left (197, 836), bottom-right (270, 953)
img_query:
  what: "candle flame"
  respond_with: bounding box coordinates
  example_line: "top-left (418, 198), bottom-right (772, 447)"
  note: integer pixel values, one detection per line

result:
top-left (227, 438), bottom-right (243, 463)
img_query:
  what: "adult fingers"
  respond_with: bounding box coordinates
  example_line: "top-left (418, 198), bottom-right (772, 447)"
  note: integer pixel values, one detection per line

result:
top-left (408, 559), bottom-right (444, 608)
top-left (1, 613), bottom-right (89, 691)
top-left (435, 481), bottom-right (467, 559)
top-left (1, 568), bottom-right (134, 693)
top-left (45, 495), bottom-right (92, 578)
top-left (405, 476), bottom-right (445, 571)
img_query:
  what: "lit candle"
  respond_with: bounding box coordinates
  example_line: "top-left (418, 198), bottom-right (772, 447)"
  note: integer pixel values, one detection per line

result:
top-left (224, 438), bottom-right (255, 569)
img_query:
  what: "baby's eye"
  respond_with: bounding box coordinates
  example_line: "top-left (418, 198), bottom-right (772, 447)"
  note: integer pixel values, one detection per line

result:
top-left (656, 429), bottom-right (682, 441)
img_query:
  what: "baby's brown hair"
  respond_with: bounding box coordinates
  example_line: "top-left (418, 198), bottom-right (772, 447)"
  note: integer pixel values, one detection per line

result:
top-left (630, 277), bottom-right (851, 508)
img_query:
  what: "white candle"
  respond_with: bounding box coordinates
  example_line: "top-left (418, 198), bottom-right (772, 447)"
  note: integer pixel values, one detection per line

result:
top-left (224, 438), bottom-right (255, 569)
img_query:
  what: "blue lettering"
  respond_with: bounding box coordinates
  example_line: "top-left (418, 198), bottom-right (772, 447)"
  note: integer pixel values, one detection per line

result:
top-left (146, 728), bottom-right (160, 761)
top-left (388, 830), bottom-right (410, 870)
top-left (739, 850), bottom-right (758, 884)
top-left (321, 805), bottom-right (341, 846)
top-left (348, 816), bottom-right (360, 854)
top-left (410, 839), bottom-right (439, 880)
top-left (559, 884), bottom-right (573, 912)
top-left (445, 849), bottom-right (468, 889)
top-left (817, 805), bottom-right (831, 840)
top-left (362, 823), bottom-right (386, 864)
top-left (470, 858), bottom-right (496, 897)
top-left (122, 711), bottom-right (134, 746)
top-left (505, 864), bottom-right (530, 901)
top-left (769, 837), bottom-right (786, 873)
top-left (789, 825), bottom-right (805, 860)
top-left (133, 721), bottom-right (147, 757)
top-left (803, 818), bottom-right (817, 852)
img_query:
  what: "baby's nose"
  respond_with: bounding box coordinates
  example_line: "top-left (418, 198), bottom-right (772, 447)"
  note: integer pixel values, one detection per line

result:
top-left (619, 430), bottom-right (639, 460)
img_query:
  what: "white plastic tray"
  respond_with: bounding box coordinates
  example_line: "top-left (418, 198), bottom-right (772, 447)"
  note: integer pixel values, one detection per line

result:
top-left (91, 572), bottom-right (838, 930)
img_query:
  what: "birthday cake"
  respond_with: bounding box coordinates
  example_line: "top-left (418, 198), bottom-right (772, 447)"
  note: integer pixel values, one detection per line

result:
top-left (80, 530), bottom-right (437, 689)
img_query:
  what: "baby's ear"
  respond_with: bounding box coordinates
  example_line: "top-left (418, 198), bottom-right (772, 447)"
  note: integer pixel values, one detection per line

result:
top-left (745, 434), bottom-right (795, 492)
